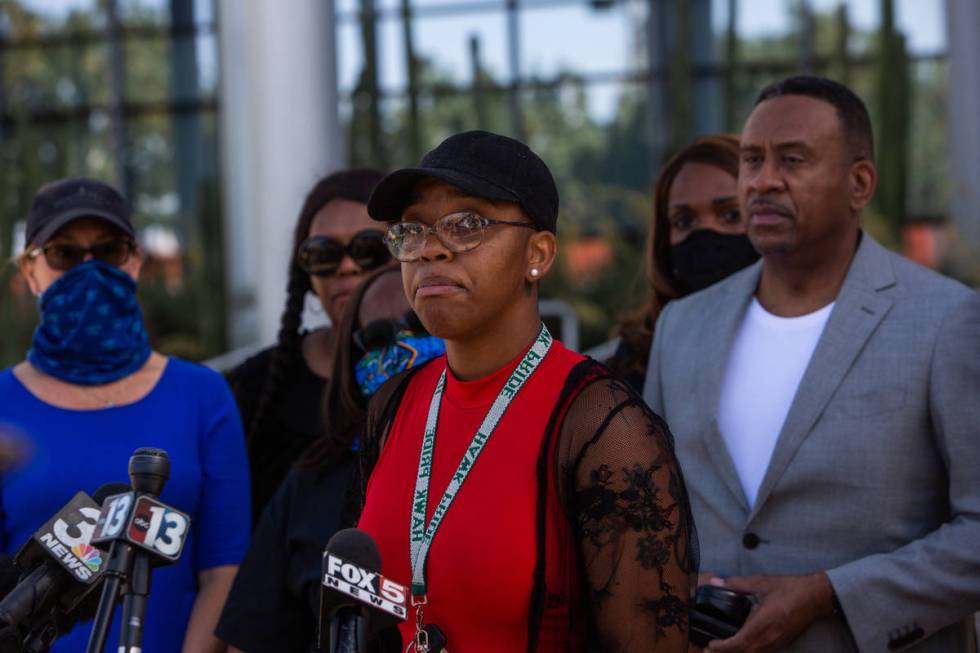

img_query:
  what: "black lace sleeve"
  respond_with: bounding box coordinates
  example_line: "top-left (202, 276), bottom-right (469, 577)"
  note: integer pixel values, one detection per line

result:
top-left (557, 374), bottom-right (698, 651)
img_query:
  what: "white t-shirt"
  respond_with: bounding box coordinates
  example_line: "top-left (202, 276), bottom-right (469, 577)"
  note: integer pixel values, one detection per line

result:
top-left (717, 298), bottom-right (834, 508)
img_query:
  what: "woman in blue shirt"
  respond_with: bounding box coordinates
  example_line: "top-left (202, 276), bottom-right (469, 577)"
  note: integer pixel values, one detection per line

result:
top-left (0, 177), bottom-right (250, 652)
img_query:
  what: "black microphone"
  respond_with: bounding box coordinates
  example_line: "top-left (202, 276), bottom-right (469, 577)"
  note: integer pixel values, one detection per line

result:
top-left (90, 449), bottom-right (189, 564)
top-left (0, 483), bottom-right (129, 648)
top-left (318, 529), bottom-right (407, 653)
top-left (86, 448), bottom-right (190, 653)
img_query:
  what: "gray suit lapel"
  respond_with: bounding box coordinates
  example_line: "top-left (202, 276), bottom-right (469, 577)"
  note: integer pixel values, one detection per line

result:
top-left (698, 262), bottom-right (762, 512)
top-left (749, 234), bottom-right (896, 518)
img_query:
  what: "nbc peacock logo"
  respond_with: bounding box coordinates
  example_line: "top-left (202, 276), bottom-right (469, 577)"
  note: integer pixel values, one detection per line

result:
top-left (71, 543), bottom-right (103, 572)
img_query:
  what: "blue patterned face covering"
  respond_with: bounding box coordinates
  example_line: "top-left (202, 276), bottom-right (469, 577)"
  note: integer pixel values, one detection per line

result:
top-left (29, 259), bottom-right (151, 386)
top-left (355, 331), bottom-right (445, 397)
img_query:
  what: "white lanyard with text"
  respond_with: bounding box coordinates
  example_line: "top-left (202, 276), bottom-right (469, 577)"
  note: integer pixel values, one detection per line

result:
top-left (407, 324), bottom-right (553, 649)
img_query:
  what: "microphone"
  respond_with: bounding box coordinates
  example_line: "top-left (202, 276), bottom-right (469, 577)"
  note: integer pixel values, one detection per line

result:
top-left (318, 529), bottom-right (407, 653)
top-left (86, 448), bottom-right (190, 653)
top-left (0, 483), bottom-right (130, 649)
top-left (90, 449), bottom-right (190, 563)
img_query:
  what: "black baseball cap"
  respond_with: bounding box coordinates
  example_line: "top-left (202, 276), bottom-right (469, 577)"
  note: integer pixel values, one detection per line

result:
top-left (367, 130), bottom-right (559, 233)
top-left (26, 177), bottom-right (135, 246)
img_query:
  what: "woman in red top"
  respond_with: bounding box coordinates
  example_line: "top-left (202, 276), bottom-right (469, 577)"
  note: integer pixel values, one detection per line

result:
top-left (358, 130), bottom-right (697, 652)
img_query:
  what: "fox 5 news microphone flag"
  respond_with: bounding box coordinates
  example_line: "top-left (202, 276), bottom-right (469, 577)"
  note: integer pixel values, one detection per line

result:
top-left (318, 528), bottom-right (408, 653)
top-left (322, 550), bottom-right (408, 618)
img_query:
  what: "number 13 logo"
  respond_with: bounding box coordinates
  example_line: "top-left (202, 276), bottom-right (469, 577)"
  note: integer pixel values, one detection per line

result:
top-left (144, 506), bottom-right (188, 557)
top-left (100, 494), bottom-right (133, 539)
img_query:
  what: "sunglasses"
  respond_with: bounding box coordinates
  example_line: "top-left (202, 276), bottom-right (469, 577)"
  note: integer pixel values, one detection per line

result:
top-left (353, 311), bottom-right (427, 353)
top-left (297, 229), bottom-right (391, 277)
top-left (28, 238), bottom-right (135, 271)
top-left (384, 211), bottom-right (536, 263)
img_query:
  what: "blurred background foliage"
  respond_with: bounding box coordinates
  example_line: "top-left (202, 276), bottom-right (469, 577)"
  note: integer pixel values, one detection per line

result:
top-left (1, 0), bottom-right (225, 365)
top-left (342, 0), bottom-right (962, 348)
top-left (1, 0), bottom-right (972, 367)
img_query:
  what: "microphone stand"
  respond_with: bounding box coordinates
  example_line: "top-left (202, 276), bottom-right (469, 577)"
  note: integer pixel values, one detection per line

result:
top-left (119, 553), bottom-right (151, 653)
top-left (85, 539), bottom-right (134, 653)
top-left (85, 448), bottom-right (171, 653)
top-left (330, 608), bottom-right (369, 653)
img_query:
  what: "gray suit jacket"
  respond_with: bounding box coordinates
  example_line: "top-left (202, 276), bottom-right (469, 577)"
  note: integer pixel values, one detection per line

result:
top-left (643, 233), bottom-right (980, 652)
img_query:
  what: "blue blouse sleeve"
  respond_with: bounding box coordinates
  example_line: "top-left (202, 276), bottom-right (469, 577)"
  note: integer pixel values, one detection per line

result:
top-left (193, 370), bottom-right (252, 571)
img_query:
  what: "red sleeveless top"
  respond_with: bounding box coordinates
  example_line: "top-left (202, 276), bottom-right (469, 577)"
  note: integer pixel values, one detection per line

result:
top-left (358, 340), bottom-right (585, 652)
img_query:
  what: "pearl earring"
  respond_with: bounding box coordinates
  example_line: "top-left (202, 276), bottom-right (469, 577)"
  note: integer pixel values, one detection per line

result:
top-left (530, 268), bottom-right (540, 278)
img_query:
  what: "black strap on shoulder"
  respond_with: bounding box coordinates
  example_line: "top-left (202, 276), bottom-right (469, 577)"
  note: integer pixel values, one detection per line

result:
top-left (358, 359), bottom-right (434, 508)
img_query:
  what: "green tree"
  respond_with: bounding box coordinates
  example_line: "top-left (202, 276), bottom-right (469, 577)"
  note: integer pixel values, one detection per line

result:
top-left (873, 0), bottom-right (910, 239)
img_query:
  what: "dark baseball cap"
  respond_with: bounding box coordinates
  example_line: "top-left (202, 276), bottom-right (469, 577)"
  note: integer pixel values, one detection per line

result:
top-left (367, 130), bottom-right (559, 233)
top-left (26, 177), bottom-right (134, 246)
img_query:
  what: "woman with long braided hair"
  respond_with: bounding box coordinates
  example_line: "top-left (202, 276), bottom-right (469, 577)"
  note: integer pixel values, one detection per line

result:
top-left (228, 169), bottom-right (390, 521)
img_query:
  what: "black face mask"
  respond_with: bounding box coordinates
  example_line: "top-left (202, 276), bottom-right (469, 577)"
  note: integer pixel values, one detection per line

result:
top-left (669, 229), bottom-right (760, 294)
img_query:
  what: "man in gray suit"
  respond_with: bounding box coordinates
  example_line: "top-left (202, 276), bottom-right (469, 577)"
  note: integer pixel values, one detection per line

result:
top-left (644, 76), bottom-right (980, 652)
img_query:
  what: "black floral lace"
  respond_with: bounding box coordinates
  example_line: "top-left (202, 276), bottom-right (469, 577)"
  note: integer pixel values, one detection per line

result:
top-left (556, 372), bottom-right (697, 651)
